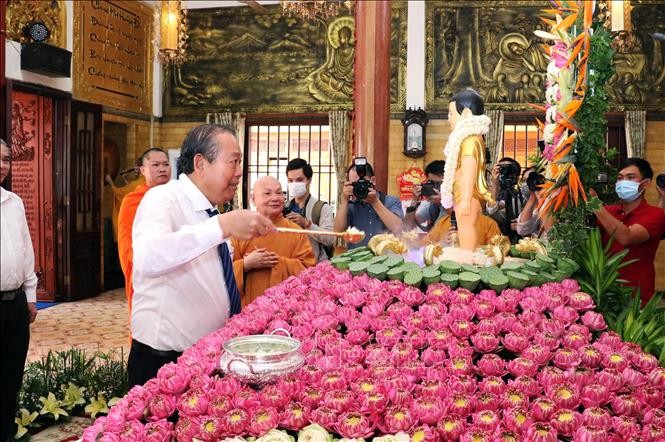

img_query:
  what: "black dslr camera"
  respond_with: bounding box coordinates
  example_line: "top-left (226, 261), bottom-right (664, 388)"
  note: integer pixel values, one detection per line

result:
top-left (352, 157), bottom-right (373, 200)
top-left (657, 173), bottom-right (665, 189)
top-left (499, 162), bottom-right (520, 191)
top-left (526, 171), bottom-right (547, 192)
top-left (421, 180), bottom-right (441, 197)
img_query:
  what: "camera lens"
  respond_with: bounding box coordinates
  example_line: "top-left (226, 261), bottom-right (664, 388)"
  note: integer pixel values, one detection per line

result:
top-left (527, 172), bottom-right (546, 192)
top-left (657, 173), bottom-right (665, 188)
top-left (353, 180), bottom-right (370, 200)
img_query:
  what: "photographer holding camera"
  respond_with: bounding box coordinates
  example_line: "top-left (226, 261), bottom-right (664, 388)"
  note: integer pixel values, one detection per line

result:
top-left (487, 157), bottom-right (528, 243)
top-left (333, 158), bottom-right (403, 249)
top-left (516, 170), bottom-right (553, 240)
top-left (405, 160), bottom-right (447, 231)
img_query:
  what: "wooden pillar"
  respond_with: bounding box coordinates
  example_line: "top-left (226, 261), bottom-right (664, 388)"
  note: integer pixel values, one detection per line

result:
top-left (354, 0), bottom-right (391, 191)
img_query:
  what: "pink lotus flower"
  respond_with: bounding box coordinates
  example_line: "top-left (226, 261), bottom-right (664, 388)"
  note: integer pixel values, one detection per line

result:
top-left (437, 415), bottom-right (466, 440)
top-left (213, 377), bottom-right (241, 397)
top-left (412, 397), bottom-right (444, 426)
top-left (610, 394), bottom-right (640, 417)
top-left (580, 383), bottom-right (610, 408)
top-left (602, 351), bottom-right (629, 371)
top-left (579, 346), bottom-right (602, 368)
top-left (323, 389), bottom-right (354, 413)
top-left (345, 329), bottom-right (370, 346)
top-left (526, 422), bottom-right (558, 442)
top-left (547, 383), bottom-right (580, 409)
top-left (471, 332), bottom-right (501, 353)
top-left (196, 415), bottom-right (223, 441)
top-left (477, 354), bottom-right (506, 377)
top-left (448, 393), bottom-right (475, 417)
top-left (418, 379), bottom-right (447, 398)
top-left (551, 409), bottom-right (583, 436)
top-left (631, 352), bottom-right (659, 374)
top-left (503, 333), bottom-right (528, 353)
top-left (334, 411), bottom-right (375, 439)
top-left (311, 406), bottom-right (338, 431)
top-left (280, 402), bottom-right (309, 430)
top-left (530, 398), bottom-right (557, 422)
top-left (553, 305), bottom-right (579, 324)
top-left (380, 405), bottom-right (416, 434)
top-left (425, 284), bottom-right (452, 303)
top-left (474, 392), bottom-right (499, 412)
top-left (450, 375), bottom-right (477, 395)
top-left (568, 292), bottom-right (595, 310)
top-left (421, 347), bottom-right (447, 367)
top-left (178, 388), bottom-right (210, 417)
top-left (234, 388), bottom-right (261, 411)
top-left (473, 410), bottom-right (500, 432)
top-left (259, 385), bottom-right (290, 409)
top-left (340, 290), bottom-right (367, 308)
top-left (450, 320), bottom-right (475, 338)
top-left (566, 367), bottom-right (595, 387)
top-left (376, 327), bottom-right (403, 348)
top-left (411, 424), bottom-right (438, 442)
top-left (534, 332), bottom-right (561, 351)
top-left (319, 371), bottom-right (348, 391)
top-left (144, 419), bottom-right (174, 442)
top-left (581, 407), bottom-right (612, 428)
top-left (580, 311), bottom-right (607, 331)
top-left (507, 358), bottom-right (539, 377)
top-left (452, 288), bottom-right (474, 304)
top-left (477, 318), bottom-right (501, 334)
top-left (641, 423), bottom-right (665, 441)
top-left (247, 407), bottom-right (279, 437)
top-left (157, 363), bottom-right (191, 395)
top-left (494, 294), bottom-right (519, 313)
top-left (473, 299), bottom-right (496, 319)
top-left (447, 340), bottom-right (475, 358)
top-left (175, 416), bottom-right (199, 442)
top-left (509, 375), bottom-right (541, 397)
top-left (562, 331), bottom-right (590, 350)
top-left (401, 360), bottom-right (425, 383)
top-left (572, 426), bottom-right (608, 442)
top-left (492, 430), bottom-right (522, 442)
top-left (648, 367), bottom-right (665, 388)
top-left (642, 408), bottom-right (665, 426)
top-left (504, 407), bottom-right (532, 433)
top-left (478, 376), bottom-right (506, 395)
top-left (460, 428), bottom-right (492, 442)
top-left (360, 391), bottom-right (388, 414)
top-left (596, 368), bottom-right (624, 392)
top-left (117, 420), bottom-right (145, 442)
top-left (612, 415), bottom-right (640, 438)
top-left (300, 387), bottom-right (323, 409)
top-left (397, 286), bottom-right (425, 306)
top-left (502, 388), bottom-right (529, 410)
top-left (523, 344), bottom-right (551, 366)
top-left (552, 348), bottom-right (580, 370)
top-left (635, 385), bottom-right (665, 408)
top-left (449, 303), bottom-right (475, 321)
top-left (147, 393), bottom-right (176, 421)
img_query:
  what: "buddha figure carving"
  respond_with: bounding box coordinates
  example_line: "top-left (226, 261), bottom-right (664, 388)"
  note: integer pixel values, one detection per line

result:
top-left (491, 33), bottom-right (547, 102)
top-left (308, 17), bottom-right (355, 103)
top-left (441, 89), bottom-right (494, 262)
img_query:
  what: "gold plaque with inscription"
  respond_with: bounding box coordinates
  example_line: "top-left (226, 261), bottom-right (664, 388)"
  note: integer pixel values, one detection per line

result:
top-left (73, 1), bottom-right (153, 114)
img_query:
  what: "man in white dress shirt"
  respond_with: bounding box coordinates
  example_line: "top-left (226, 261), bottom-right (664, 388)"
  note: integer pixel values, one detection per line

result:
top-left (128, 125), bottom-right (275, 387)
top-left (0, 139), bottom-right (38, 441)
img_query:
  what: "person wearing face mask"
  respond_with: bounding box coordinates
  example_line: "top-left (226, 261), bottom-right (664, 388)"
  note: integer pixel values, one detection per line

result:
top-left (284, 158), bottom-right (335, 261)
top-left (593, 157), bottom-right (665, 304)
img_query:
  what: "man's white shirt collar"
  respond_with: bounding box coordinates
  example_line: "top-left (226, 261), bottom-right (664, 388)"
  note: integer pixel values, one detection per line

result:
top-left (178, 173), bottom-right (216, 212)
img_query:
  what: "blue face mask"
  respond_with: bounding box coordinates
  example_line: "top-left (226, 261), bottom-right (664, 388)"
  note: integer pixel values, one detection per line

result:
top-left (615, 180), bottom-right (643, 202)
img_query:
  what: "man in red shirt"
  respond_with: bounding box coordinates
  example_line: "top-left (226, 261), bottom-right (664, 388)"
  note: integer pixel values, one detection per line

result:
top-left (594, 158), bottom-right (665, 304)
top-left (117, 148), bottom-right (171, 318)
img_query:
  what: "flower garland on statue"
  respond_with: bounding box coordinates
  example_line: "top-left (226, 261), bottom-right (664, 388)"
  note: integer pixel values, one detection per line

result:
top-left (533, 1), bottom-right (593, 218)
top-left (440, 114), bottom-right (492, 209)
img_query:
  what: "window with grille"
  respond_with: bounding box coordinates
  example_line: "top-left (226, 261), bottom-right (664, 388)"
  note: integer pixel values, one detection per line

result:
top-left (244, 119), bottom-right (337, 211)
top-left (501, 113), bottom-right (627, 169)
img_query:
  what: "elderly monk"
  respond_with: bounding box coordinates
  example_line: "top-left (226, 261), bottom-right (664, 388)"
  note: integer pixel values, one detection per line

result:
top-left (231, 176), bottom-right (316, 306)
top-left (117, 148), bottom-right (171, 317)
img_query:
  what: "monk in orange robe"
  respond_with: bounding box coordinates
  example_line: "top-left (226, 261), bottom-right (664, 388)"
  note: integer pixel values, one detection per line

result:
top-left (231, 176), bottom-right (316, 306)
top-left (117, 148), bottom-right (171, 316)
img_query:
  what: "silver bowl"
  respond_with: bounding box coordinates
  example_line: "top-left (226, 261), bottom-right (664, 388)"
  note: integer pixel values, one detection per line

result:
top-left (219, 329), bottom-right (304, 385)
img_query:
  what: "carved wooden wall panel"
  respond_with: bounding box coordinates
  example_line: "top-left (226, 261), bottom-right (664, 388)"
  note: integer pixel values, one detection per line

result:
top-left (10, 90), bottom-right (56, 301)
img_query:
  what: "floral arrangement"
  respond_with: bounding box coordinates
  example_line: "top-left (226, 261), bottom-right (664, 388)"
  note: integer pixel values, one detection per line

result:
top-left (84, 262), bottom-right (665, 442)
top-left (14, 348), bottom-right (127, 440)
top-left (533, 1), bottom-right (594, 217)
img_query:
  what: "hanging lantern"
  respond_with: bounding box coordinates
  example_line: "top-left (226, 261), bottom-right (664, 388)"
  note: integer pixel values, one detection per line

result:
top-left (156, 0), bottom-right (188, 65)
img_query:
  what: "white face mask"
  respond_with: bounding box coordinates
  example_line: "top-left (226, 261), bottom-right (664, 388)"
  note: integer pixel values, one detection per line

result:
top-left (288, 182), bottom-right (307, 198)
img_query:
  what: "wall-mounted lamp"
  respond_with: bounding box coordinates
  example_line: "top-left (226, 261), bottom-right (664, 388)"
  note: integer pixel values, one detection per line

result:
top-left (156, 0), bottom-right (188, 65)
top-left (402, 108), bottom-right (428, 158)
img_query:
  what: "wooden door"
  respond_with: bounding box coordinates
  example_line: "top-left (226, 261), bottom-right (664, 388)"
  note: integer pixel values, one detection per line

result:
top-left (65, 101), bottom-right (102, 300)
top-left (9, 90), bottom-right (57, 301)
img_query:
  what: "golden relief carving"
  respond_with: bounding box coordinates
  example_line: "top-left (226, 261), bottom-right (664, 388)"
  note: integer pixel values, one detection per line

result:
top-left (6, 0), bottom-right (67, 48)
top-left (163, 3), bottom-right (407, 117)
top-left (307, 16), bottom-right (355, 102)
top-left (73, 1), bottom-right (153, 114)
top-left (426, 0), bottom-right (665, 112)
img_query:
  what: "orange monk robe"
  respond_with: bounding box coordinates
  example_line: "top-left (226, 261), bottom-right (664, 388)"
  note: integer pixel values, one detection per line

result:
top-left (422, 213), bottom-right (501, 247)
top-left (117, 184), bottom-right (149, 314)
top-left (109, 175), bottom-right (145, 241)
top-left (231, 216), bottom-right (316, 306)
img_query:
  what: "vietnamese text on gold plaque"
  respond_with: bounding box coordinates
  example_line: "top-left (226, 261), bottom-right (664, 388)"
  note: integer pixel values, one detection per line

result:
top-left (73, 1), bottom-right (153, 114)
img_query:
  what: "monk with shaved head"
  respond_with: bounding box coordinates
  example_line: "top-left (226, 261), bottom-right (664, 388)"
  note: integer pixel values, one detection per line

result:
top-left (231, 176), bottom-right (316, 305)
